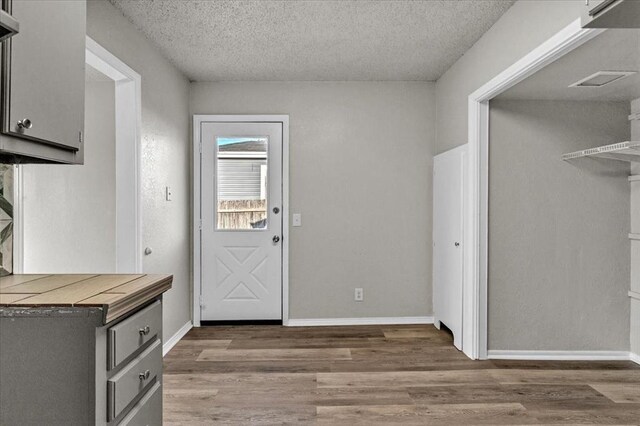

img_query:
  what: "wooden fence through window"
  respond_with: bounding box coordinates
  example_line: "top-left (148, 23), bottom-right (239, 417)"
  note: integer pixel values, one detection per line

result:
top-left (217, 200), bottom-right (267, 230)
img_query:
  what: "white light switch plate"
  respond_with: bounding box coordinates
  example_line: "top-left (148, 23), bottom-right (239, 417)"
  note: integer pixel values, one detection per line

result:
top-left (292, 213), bottom-right (302, 227)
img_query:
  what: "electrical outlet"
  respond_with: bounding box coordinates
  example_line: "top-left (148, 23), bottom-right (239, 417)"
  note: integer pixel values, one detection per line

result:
top-left (354, 288), bottom-right (364, 302)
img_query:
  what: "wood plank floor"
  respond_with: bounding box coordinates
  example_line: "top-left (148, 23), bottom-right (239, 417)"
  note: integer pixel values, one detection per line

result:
top-left (163, 325), bottom-right (640, 425)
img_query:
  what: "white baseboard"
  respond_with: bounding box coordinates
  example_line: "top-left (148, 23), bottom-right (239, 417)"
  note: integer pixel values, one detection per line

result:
top-left (286, 316), bottom-right (434, 327)
top-left (631, 352), bottom-right (640, 365)
top-left (163, 321), bottom-right (193, 356)
top-left (488, 350), bottom-right (631, 361)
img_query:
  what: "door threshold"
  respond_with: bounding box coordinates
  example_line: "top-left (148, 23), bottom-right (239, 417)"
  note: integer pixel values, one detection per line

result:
top-left (200, 320), bottom-right (283, 326)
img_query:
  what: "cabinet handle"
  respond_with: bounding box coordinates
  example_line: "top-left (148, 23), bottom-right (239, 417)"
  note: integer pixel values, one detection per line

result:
top-left (138, 370), bottom-right (150, 381)
top-left (17, 118), bottom-right (32, 130)
top-left (139, 326), bottom-right (150, 336)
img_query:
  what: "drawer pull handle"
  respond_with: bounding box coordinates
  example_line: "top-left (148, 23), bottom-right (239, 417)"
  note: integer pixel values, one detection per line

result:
top-left (139, 370), bottom-right (150, 381)
top-left (139, 326), bottom-right (150, 336)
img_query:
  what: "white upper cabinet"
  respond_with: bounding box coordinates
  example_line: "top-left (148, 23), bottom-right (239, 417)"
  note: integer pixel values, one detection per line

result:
top-left (1, 0), bottom-right (86, 164)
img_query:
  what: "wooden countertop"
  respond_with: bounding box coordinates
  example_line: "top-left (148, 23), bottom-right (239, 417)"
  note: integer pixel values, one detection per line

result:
top-left (0, 274), bottom-right (172, 323)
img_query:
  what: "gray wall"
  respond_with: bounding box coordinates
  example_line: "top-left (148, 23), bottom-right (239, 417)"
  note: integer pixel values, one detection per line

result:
top-left (191, 81), bottom-right (435, 319)
top-left (489, 100), bottom-right (630, 351)
top-left (87, 0), bottom-right (191, 341)
top-left (435, 1), bottom-right (583, 154)
top-left (23, 80), bottom-right (117, 273)
top-left (631, 98), bottom-right (639, 357)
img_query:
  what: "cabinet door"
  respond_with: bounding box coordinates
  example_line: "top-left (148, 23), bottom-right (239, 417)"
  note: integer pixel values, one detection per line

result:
top-left (2, 0), bottom-right (85, 151)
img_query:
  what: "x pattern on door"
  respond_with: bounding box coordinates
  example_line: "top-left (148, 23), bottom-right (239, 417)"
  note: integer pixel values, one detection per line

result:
top-left (216, 246), bottom-right (270, 302)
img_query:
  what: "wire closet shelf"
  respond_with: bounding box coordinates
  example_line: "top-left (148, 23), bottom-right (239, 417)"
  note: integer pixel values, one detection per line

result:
top-left (562, 141), bottom-right (640, 162)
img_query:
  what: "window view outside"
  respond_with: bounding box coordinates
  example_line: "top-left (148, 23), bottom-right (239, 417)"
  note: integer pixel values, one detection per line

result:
top-left (216, 137), bottom-right (268, 230)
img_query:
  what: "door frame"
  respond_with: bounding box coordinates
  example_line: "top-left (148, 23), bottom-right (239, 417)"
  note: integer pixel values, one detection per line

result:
top-left (193, 115), bottom-right (290, 327)
top-left (464, 18), bottom-right (604, 359)
top-left (12, 36), bottom-right (143, 274)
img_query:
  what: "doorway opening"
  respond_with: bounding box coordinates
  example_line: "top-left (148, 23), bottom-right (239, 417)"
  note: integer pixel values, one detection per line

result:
top-left (12, 37), bottom-right (142, 274)
top-left (465, 19), bottom-right (606, 359)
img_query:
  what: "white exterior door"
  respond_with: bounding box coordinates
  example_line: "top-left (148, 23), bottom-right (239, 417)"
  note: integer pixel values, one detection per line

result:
top-left (200, 122), bottom-right (283, 320)
top-left (433, 144), bottom-right (466, 350)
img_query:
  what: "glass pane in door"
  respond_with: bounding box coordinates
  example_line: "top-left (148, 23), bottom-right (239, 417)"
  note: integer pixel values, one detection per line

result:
top-left (215, 137), bottom-right (268, 230)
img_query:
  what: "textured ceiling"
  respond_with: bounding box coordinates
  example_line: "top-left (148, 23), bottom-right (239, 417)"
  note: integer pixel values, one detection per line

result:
top-left (497, 29), bottom-right (640, 102)
top-left (108, 0), bottom-right (514, 82)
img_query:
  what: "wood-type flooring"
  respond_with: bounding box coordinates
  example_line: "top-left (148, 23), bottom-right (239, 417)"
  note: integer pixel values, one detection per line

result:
top-left (164, 325), bottom-right (640, 425)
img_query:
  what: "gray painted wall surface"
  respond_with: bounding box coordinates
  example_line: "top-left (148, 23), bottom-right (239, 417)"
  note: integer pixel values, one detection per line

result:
top-left (191, 81), bottom-right (435, 319)
top-left (435, 1), bottom-right (583, 154)
top-left (23, 80), bottom-right (117, 273)
top-left (489, 100), bottom-right (630, 351)
top-left (87, 0), bottom-right (191, 341)
top-left (631, 98), bottom-right (639, 357)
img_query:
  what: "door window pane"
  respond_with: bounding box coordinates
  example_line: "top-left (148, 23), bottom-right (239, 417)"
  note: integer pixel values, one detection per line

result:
top-left (216, 137), bottom-right (268, 230)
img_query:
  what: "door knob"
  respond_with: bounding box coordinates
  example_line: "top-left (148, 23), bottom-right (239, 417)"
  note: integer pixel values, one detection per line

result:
top-left (273, 235), bottom-right (280, 243)
top-left (273, 207), bottom-right (280, 214)
top-left (455, 242), bottom-right (460, 247)
top-left (17, 118), bottom-right (32, 130)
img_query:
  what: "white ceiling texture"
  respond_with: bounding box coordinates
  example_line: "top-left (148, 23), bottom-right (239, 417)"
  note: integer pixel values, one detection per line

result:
top-left (109, 0), bottom-right (515, 82)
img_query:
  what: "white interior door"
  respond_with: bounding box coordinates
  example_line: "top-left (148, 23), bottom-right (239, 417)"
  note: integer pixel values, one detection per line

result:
top-left (433, 144), bottom-right (466, 350)
top-left (201, 122), bottom-right (283, 320)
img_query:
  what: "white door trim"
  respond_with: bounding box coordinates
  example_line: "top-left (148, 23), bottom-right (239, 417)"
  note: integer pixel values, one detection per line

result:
top-left (13, 37), bottom-right (142, 274)
top-left (193, 115), bottom-right (290, 327)
top-left (465, 19), bottom-right (605, 359)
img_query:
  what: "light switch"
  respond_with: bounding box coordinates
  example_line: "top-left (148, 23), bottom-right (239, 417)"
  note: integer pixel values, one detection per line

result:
top-left (292, 213), bottom-right (302, 227)
top-left (165, 186), bottom-right (173, 201)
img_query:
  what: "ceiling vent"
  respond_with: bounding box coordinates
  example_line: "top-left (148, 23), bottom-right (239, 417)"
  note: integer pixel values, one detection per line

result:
top-left (569, 71), bottom-right (637, 88)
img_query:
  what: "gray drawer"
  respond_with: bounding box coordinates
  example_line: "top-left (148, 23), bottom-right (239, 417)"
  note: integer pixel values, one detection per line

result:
top-left (108, 339), bottom-right (162, 421)
top-left (108, 301), bottom-right (162, 370)
top-left (119, 382), bottom-right (162, 426)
